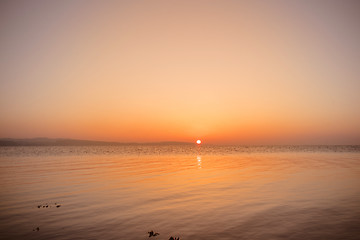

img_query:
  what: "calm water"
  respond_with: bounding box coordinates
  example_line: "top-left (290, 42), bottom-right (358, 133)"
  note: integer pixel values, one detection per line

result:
top-left (0, 145), bottom-right (360, 240)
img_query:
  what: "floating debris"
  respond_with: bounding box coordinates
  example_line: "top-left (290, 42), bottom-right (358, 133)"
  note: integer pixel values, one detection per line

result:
top-left (148, 230), bottom-right (160, 237)
top-left (32, 227), bottom-right (40, 232)
top-left (37, 203), bottom-right (61, 208)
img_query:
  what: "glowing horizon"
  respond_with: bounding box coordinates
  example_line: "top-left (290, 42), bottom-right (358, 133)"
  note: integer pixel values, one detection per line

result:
top-left (1, 1), bottom-right (359, 145)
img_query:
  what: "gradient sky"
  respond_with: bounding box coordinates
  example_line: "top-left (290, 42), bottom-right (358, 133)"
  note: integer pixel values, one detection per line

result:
top-left (1, 0), bottom-right (359, 144)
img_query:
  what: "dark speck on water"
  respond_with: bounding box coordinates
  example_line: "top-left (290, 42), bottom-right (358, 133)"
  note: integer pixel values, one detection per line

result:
top-left (169, 237), bottom-right (179, 240)
top-left (0, 145), bottom-right (359, 240)
top-left (37, 203), bottom-right (61, 209)
top-left (148, 230), bottom-right (160, 237)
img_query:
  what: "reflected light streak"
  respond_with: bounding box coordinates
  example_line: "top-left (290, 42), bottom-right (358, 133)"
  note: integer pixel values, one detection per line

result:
top-left (197, 155), bottom-right (202, 169)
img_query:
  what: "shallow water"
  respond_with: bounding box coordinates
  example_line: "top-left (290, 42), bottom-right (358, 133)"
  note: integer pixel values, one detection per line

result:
top-left (0, 145), bottom-right (359, 240)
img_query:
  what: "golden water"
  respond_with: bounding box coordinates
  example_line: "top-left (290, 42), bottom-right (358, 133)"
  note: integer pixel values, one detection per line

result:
top-left (0, 145), bottom-right (359, 240)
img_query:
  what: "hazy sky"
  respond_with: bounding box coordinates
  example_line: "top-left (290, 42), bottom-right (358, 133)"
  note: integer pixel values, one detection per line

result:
top-left (1, 0), bottom-right (359, 144)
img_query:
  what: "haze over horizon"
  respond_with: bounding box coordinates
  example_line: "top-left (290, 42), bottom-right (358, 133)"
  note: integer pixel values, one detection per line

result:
top-left (1, 0), bottom-right (360, 145)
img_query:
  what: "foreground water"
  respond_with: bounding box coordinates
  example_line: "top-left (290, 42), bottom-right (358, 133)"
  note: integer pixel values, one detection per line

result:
top-left (0, 145), bottom-right (359, 240)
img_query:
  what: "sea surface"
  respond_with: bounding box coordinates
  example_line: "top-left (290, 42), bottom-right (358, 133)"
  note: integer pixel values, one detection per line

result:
top-left (0, 145), bottom-right (359, 240)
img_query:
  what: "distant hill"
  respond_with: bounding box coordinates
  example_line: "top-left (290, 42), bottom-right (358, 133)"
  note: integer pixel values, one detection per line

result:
top-left (0, 138), bottom-right (193, 146)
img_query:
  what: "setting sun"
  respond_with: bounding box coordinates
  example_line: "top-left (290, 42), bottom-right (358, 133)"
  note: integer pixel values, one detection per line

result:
top-left (196, 140), bottom-right (202, 145)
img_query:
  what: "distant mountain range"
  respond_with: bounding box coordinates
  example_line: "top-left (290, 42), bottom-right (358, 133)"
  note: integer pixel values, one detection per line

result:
top-left (0, 138), bottom-right (193, 146)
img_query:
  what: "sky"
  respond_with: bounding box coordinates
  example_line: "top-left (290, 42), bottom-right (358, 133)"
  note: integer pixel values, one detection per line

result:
top-left (0, 0), bottom-right (359, 144)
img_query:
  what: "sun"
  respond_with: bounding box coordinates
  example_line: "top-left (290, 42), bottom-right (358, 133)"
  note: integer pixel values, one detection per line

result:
top-left (196, 139), bottom-right (202, 145)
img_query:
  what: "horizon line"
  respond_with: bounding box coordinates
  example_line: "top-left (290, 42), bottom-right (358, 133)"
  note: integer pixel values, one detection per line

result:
top-left (0, 137), bottom-right (359, 146)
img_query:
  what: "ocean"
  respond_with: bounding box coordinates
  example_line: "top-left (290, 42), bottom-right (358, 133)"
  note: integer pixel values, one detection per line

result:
top-left (0, 145), bottom-right (359, 240)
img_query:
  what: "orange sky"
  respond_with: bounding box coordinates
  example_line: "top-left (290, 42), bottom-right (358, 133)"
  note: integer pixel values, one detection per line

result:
top-left (0, 0), bottom-right (360, 144)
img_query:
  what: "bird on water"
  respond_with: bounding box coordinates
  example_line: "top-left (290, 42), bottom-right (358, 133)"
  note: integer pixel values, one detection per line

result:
top-left (148, 230), bottom-right (160, 237)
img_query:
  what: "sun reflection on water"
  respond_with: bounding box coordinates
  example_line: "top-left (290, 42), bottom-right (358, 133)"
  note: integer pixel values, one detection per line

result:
top-left (197, 155), bottom-right (202, 169)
